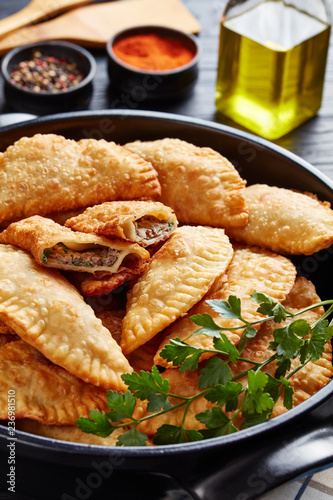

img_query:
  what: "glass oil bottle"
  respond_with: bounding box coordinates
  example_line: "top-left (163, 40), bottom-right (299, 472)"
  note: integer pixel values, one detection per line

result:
top-left (215, 0), bottom-right (331, 140)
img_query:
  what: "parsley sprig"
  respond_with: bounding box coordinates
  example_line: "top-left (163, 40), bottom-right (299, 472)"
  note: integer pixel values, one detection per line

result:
top-left (76, 292), bottom-right (333, 446)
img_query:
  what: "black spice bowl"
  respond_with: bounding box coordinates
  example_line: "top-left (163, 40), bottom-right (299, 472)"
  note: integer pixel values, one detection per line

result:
top-left (1, 41), bottom-right (96, 115)
top-left (106, 26), bottom-right (201, 101)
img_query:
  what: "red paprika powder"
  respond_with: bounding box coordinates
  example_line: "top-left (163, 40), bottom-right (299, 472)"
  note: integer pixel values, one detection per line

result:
top-left (112, 33), bottom-right (195, 71)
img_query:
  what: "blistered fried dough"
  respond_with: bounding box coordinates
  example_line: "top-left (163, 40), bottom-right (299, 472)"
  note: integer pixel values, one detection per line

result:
top-left (0, 216), bottom-right (150, 276)
top-left (154, 245), bottom-right (296, 367)
top-left (0, 134), bottom-right (160, 224)
top-left (0, 245), bottom-right (132, 389)
top-left (226, 184), bottom-right (333, 255)
top-left (0, 341), bottom-right (107, 425)
top-left (121, 226), bottom-right (234, 355)
top-left (124, 138), bottom-right (248, 228)
top-left (127, 332), bottom-right (166, 372)
top-left (17, 420), bottom-right (129, 446)
top-left (65, 201), bottom-right (178, 247)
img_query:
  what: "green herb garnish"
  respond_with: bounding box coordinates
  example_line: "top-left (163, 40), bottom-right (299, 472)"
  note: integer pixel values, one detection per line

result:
top-left (72, 259), bottom-right (94, 267)
top-left (42, 249), bottom-right (52, 264)
top-left (76, 293), bottom-right (333, 446)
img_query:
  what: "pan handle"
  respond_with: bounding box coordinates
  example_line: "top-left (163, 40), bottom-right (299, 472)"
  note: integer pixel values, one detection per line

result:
top-left (182, 421), bottom-right (333, 500)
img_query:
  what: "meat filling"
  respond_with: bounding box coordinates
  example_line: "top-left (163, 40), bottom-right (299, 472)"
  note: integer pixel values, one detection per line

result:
top-left (134, 216), bottom-right (174, 245)
top-left (43, 243), bottom-right (121, 268)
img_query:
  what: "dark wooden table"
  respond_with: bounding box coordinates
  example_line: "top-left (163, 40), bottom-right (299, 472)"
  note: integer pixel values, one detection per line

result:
top-left (1, 0), bottom-right (333, 182)
top-left (0, 2), bottom-right (333, 500)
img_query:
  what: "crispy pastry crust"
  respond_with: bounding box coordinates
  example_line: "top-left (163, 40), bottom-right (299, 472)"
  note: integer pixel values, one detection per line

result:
top-left (0, 341), bottom-right (107, 425)
top-left (121, 225), bottom-right (233, 354)
top-left (0, 244), bottom-right (132, 390)
top-left (0, 134), bottom-right (161, 224)
top-left (155, 245), bottom-right (297, 367)
top-left (124, 138), bottom-right (248, 228)
top-left (0, 216), bottom-right (150, 275)
top-left (16, 419), bottom-right (129, 446)
top-left (226, 184), bottom-right (333, 255)
top-left (65, 200), bottom-right (178, 246)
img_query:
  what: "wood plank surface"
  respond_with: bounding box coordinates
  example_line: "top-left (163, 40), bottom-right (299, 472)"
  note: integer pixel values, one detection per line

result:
top-left (0, 0), bottom-right (332, 184)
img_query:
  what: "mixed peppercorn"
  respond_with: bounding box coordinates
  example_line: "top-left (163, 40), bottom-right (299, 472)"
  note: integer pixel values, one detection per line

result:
top-left (9, 51), bottom-right (86, 93)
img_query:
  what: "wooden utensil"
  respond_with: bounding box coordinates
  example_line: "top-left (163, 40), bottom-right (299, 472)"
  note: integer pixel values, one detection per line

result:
top-left (0, 0), bottom-right (201, 55)
top-left (0, 0), bottom-right (93, 38)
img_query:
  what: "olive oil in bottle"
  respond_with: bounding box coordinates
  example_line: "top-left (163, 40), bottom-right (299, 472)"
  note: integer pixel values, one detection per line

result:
top-left (215, 0), bottom-right (331, 140)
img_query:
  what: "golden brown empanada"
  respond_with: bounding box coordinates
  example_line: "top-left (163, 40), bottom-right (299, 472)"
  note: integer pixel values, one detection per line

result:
top-left (65, 201), bottom-right (178, 247)
top-left (226, 184), bottom-right (333, 255)
top-left (0, 134), bottom-right (160, 224)
top-left (16, 419), bottom-right (129, 446)
top-left (0, 341), bottom-right (107, 425)
top-left (121, 226), bottom-right (234, 355)
top-left (0, 244), bottom-right (132, 390)
top-left (0, 216), bottom-right (150, 276)
top-left (155, 245), bottom-right (296, 367)
top-left (124, 138), bottom-right (248, 228)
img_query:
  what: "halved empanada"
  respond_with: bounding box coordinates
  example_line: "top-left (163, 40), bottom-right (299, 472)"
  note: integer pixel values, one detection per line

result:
top-left (0, 244), bottom-right (132, 390)
top-left (65, 201), bottom-right (178, 247)
top-left (0, 216), bottom-right (150, 276)
top-left (154, 245), bottom-right (296, 367)
top-left (226, 184), bottom-right (333, 255)
top-left (0, 134), bottom-right (160, 224)
top-left (121, 226), bottom-right (234, 354)
top-left (124, 138), bottom-right (248, 228)
top-left (0, 341), bottom-right (107, 425)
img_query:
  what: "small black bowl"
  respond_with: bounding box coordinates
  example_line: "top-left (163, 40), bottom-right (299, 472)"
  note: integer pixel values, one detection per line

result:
top-left (1, 41), bottom-right (96, 115)
top-left (106, 26), bottom-right (200, 101)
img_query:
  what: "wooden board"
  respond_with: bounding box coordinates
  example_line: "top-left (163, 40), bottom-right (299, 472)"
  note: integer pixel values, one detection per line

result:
top-left (0, 0), bottom-right (93, 38)
top-left (0, 0), bottom-right (201, 55)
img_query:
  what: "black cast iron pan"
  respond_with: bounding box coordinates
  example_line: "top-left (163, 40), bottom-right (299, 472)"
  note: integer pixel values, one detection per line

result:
top-left (0, 110), bottom-right (332, 500)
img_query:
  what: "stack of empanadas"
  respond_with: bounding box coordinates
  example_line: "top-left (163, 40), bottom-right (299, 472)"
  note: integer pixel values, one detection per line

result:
top-left (0, 133), bottom-right (332, 447)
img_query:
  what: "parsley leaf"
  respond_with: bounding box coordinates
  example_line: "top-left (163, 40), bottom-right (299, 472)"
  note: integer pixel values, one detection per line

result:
top-left (153, 425), bottom-right (203, 445)
top-left (205, 381), bottom-right (243, 411)
top-left (159, 338), bottom-right (206, 372)
top-left (244, 371), bottom-right (274, 414)
top-left (198, 357), bottom-right (233, 389)
top-left (106, 390), bottom-right (136, 421)
top-left (190, 313), bottom-right (222, 337)
top-left (116, 427), bottom-right (148, 447)
top-left (238, 325), bottom-right (257, 354)
top-left (272, 323), bottom-right (304, 359)
top-left (121, 366), bottom-right (171, 412)
top-left (206, 296), bottom-right (242, 320)
top-left (251, 292), bottom-right (287, 323)
top-left (300, 319), bottom-right (333, 363)
top-left (213, 335), bottom-right (240, 363)
top-left (196, 408), bottom-right (237, 435)
top-left (76, 410), bottom-right (114, 437)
